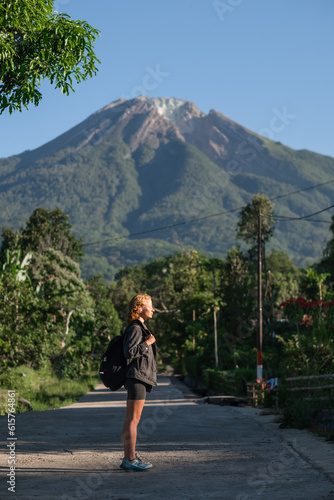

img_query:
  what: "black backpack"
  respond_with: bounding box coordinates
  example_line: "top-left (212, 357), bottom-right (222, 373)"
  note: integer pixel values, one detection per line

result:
top-left (99, 332), bottom-right (127, 391)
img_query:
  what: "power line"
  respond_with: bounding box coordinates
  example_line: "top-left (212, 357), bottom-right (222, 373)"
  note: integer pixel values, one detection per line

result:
top-left (274, 219), bottom-right (331, 224)
top-left (83, 178), bottom-right (334, 248)
top-left (270, 179), bottom-right (334, 201)
top-left (264, 203), bottom-right (334, 223)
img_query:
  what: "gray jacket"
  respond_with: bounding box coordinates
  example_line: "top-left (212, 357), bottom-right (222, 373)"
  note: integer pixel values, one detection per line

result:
top-left (123, 319), bottom-right (157, 388)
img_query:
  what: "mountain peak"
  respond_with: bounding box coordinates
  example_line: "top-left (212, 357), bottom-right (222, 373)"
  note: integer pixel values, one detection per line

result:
top-left (150, 96), bottom-right (205, 121)
top-left (150, 96), bottom-right (193, 118)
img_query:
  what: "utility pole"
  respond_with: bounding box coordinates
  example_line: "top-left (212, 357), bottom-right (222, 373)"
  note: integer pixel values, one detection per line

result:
top-left (257, 211), bottom-right (263, 382)
top-left (214, 305), bottom-right (218, 368)
top-left (192, 309), bottom-right (196, 351)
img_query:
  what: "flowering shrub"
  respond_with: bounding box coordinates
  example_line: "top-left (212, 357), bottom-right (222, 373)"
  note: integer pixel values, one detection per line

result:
top-left (280, 297), bottom-right (334, 309)
top-left (280, 297), bottom-right (334, 326)
top-left (278, 297), bottom-right (334, 375)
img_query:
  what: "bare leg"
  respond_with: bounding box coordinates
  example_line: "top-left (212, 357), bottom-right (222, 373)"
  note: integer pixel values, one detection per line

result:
top-left (122, 399), bottom-right (145, 460)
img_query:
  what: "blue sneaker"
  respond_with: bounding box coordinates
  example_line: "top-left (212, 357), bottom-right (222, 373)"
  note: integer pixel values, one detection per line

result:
top-left (120, 456), bottom-right (152, 471)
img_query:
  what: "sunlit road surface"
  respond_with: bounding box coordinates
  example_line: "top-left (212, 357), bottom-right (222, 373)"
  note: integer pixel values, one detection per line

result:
top-left (1, 375), bottom-right (334, 499)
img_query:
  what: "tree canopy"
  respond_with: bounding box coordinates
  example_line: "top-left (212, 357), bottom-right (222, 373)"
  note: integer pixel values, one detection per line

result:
top-left (236, 193), bottom-right (275, 251)
top-left (0, 0), bottom-right (100, 113)
top-left (0, 207), bottom-right (84, 262)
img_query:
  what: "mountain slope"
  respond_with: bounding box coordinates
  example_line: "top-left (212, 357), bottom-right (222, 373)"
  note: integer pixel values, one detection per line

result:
top-left (0, 96), bottom-right (333, 278)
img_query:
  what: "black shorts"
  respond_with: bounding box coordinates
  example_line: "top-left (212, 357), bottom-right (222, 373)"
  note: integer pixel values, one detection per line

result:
top-left (124, 378), bottom-right (152, 400)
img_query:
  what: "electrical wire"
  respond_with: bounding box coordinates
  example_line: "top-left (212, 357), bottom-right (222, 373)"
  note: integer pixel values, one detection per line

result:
top-left (274, 219), bottom-right (331, 224)
top-left (83, 178), bottom-right (334, 247)
top-left (261, 203), bottom-right (334, 222)
top-left (270, 179), bottom-right (334, 201)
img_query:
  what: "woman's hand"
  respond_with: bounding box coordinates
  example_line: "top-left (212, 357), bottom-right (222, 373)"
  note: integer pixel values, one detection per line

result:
top-left (145, 334), bottom-right (156, 346)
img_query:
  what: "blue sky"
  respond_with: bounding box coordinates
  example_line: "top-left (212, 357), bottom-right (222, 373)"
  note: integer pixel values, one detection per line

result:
top-left (1, 0), bottom-right (334, 159)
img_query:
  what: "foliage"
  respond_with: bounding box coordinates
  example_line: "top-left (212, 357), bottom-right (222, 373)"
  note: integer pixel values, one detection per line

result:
top-left (236, 193), bottom-right (275, 255)
top-left (299, 268), bottom-right (330, 301)
top-left (265, 249), bottom-right (301, 310)
top-left (31, 248), bottom-right (94, 322)
top-left (280, 395), bottom-right (316, 429)
top-left (2, 248), bottom-right (32, 283)
top-left (199, 367), bottom-right (256, 396)
top-left (0, 269), bottom-right (60, 370)
top-left (0, 208), bottom-right (121, 380)
top-left (0, 0), bottom-right (100, 113)
top-left (85, 274), bottom-right (122, 355)
top-left (219, 247), bottom-right (256, 338)
top-left (0, 362), bottom-right (98, 415)
top-left (0, 247), bottom-right (98, 377)
top-left (278, 297), bottom-right (334, 375)
top-left (278, 384), bottom-right (333, 430)
top-left (109, 247), bottom-right (310, 381)
top-left (0, 207), bottom-right (84, 263)
top-left (321, 215), bottom-right (334, 279)
top-left (111, 250), bottom-right (224, 369)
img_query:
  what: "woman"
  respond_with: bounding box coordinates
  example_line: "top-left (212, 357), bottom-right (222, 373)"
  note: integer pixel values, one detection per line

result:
top-left (121, 294), bottom-right (157, 471)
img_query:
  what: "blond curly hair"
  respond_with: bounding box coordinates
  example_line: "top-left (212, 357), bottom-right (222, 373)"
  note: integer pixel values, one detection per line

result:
top-left (127, 294), bottom-right (152, 323)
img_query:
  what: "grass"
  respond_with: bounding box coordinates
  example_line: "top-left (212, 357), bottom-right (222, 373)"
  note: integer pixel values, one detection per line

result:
top-left (279, 390), bottom-right (334, 432)
top-left (0, 363), bottom-right (99, 415)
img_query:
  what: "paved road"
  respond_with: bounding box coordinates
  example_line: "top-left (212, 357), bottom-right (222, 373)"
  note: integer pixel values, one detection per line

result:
top-left (1, 375), bottom-right (334, 499)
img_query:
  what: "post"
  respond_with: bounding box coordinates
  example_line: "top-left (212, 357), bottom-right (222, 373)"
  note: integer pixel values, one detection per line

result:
top-left (214, 306), bottom-right (218, 368)
top-left (257, 212), bottom-right (263, 382)
top-left (192, 309), bottom-right (196, 351)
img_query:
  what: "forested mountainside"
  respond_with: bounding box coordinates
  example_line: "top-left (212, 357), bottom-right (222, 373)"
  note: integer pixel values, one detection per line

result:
top-left (1, 96), bottom-right (333, 278)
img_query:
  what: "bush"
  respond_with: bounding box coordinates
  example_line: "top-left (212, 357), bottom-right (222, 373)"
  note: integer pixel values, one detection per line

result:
top-left (185, 354), bottom-right (200, 379)
top-left (280, 396), bottom-right (316, 429)
top-left (199, 367), bottom-right (256, 396)
top-left (278, 384), bottom-right (333, 429)
top-left (211, 369), bottom-right (225, 393)
top-left (200, 368), bottom-right (211, 387)
top-left (171, 355), bottom-right (186, 375)
top-left (232, 368), bottom-right (256, 396)
top-left (0, 362), bottom-right (98, 415)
